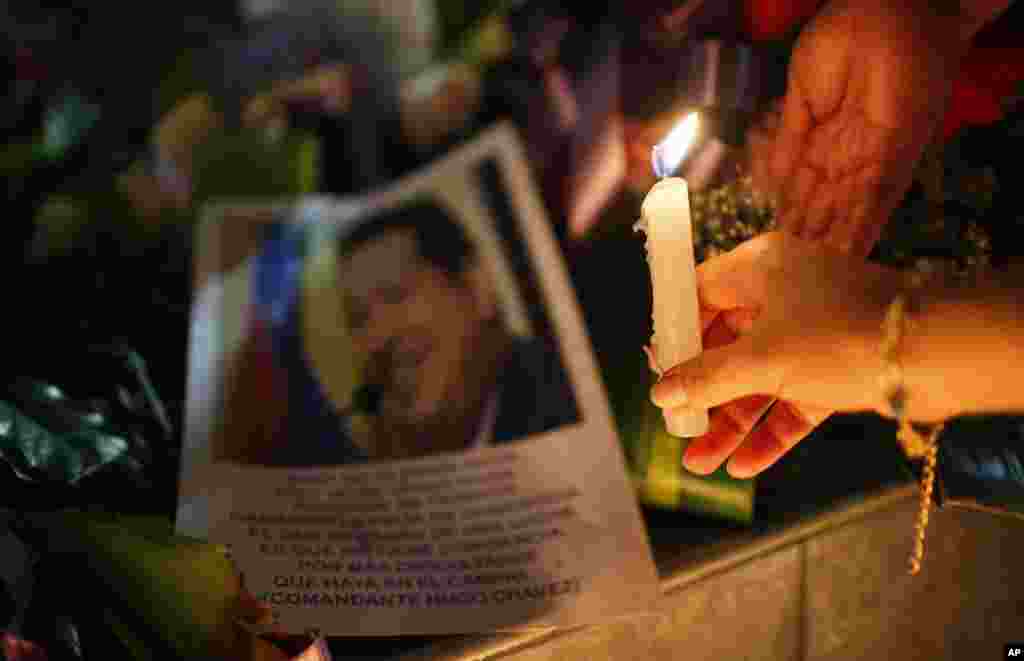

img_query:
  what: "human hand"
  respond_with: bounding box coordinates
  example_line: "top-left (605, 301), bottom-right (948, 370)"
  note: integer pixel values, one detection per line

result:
top-left (650, 231), bottom-right (908, 478)
top-left (747, 0), bottom-right (962, 257)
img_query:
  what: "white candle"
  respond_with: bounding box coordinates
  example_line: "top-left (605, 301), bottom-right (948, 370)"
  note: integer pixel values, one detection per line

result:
top-left (636, 177), bottom-right (709, 437)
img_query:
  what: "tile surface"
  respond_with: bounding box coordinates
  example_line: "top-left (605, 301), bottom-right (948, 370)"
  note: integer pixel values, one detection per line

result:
top-left (383, 494), bottom-right (1024, 661)
top-left (503, 546), bottom-right (803, 661)
top-left (805, 500), bottom-right (1024, 661)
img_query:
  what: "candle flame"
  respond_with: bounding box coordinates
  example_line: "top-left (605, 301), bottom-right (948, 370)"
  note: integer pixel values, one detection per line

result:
top-left (651, 112), bottom-right (700, 179)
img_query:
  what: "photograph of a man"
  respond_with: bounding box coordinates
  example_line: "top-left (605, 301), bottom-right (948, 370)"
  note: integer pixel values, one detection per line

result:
top-left (213, 196), bottom-right (579, 466)
top-left (338, 198), bottom-right (579, 461)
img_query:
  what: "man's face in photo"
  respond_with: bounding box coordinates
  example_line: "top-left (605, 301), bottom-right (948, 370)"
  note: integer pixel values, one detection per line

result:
top-left (339, 227), bottom-right (495, 427)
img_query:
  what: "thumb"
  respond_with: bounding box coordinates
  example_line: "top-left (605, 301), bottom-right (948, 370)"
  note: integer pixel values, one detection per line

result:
top-left (650, 336), bottom-right (781, 410)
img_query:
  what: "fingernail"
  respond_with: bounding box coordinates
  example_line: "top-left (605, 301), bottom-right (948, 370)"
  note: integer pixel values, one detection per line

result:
top-left (725, 457), bottom-right (756, 479)
top-left (651, 378), bottom-right (687, 408)
top-left (682, 451), bottom-right (717, 475)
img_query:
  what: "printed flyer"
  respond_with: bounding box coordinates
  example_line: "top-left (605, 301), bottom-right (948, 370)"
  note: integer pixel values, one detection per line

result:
top-left (176, 124), bottom-right (660, 635)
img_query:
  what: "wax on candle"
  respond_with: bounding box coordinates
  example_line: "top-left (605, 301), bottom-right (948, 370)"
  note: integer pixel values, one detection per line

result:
top-left (637, 177), bottom-right (709, 438)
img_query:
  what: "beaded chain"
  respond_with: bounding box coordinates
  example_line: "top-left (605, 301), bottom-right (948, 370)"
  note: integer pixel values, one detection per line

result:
top-left (880, 279), bottom-right (945, 576)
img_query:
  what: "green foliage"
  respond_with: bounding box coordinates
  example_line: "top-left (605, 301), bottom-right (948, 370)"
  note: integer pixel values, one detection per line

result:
top-left (191, 128), bottom-right (320, 204)
top-left (20, 511), bottom-right (240, 660)
top-left (435, 0), bottom-right (508, 57)
top-left (0, 383), bottom-right (133, 485)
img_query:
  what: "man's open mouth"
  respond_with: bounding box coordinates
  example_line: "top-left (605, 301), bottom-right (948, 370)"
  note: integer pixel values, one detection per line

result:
top-left (370, 338), bottom-right (429, 401)
top-left (392, 337), bottom-right (433, 370)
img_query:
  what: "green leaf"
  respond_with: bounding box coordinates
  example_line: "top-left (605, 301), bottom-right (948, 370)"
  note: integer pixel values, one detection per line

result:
top-left (0, 398), bottom-right (129, 485)
top-left (37, 94), bottom-right (102, 163)
top-left (19, 511), bottom-right (262, 660)
top-left (155, 49), bottom-right (207, 123)
top-left (102, 607), bottom-right (157, 661)
top-left (28, 196), bottom-right (91, 258)
top-left (0, 141), bottom-right (43, 176)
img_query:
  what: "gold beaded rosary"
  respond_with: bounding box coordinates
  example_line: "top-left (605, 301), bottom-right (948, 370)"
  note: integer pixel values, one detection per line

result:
top-left (879, 273), bottom-right (945, 575)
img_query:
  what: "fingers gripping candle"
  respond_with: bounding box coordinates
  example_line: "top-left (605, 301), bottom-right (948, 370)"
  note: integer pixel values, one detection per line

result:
top-left (636, 177), bottom-right (709, 438)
